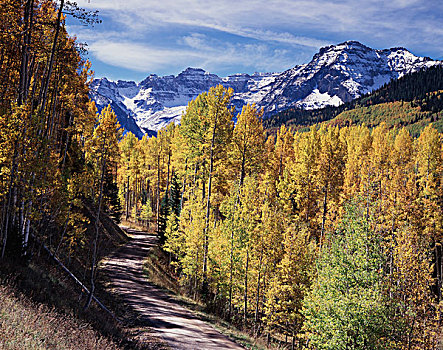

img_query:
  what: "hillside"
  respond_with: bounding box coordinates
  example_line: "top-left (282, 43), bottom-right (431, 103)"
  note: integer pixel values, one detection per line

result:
top-left (117, 85), bottom-right (443, 348)
top-left (266, 65), bottom-right (443, 131)
top-left (0, 283), bottom-right (120, 350)
top-left (324, 92), bottom-right (443, 135)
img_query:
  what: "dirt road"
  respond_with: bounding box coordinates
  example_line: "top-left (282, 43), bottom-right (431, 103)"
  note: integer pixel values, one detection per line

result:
top-left (101, 227), bottom-right (244, 350)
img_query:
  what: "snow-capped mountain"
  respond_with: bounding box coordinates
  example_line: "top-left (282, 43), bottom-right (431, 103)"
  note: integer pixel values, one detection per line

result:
top-left (89, 41), bottom-right (441, 137)
top-left (90, 68), bottom-right (278, 137)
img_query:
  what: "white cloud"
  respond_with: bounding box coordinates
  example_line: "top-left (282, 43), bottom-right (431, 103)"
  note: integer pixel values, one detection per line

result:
top-left (80, 0), bottom-right (442, 44)
top-left (89, 41), bottom-right (196, 72)
top-left (88, 37), bottom-right (295, 75)
top-left (73, 0), bottom-right (443, 77)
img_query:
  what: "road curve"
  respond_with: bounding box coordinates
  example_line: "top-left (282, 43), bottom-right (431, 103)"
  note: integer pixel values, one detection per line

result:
top-left (101, 227), bottom-right (244, 350)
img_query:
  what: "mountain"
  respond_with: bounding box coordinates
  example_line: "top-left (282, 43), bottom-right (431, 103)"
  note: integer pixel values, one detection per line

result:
top-left (90, 69), bottom-right (278, 137)
top-left (89, 41), bottom-right (441, 137)
top-left (266, 65), bottom-right (443, 135)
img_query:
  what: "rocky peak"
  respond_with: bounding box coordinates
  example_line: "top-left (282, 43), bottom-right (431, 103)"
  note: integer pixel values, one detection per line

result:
top-left (179, 67), bottom-right (207, 76)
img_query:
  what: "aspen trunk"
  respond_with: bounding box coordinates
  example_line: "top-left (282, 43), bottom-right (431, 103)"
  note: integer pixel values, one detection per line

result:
top-left (203, 119), bottom-right (218, 288)
top-left (254, 249), bottom-right (264, 326)
top-left (156, 154), bottom-right (160, 229)
top-left (22, 200), bottom-right (32, 257)
top-left (240, 144), bottom-right (247, 186)
top-left (125, 175), bottom-right (129, 220)
top-left (228, 229), bottom-right (234, 318)
top-left (85, 145), bottom-right (107, 310)
top-left (40, 0), bottom-right (64, 114)
top-left (435, 244), bottom-right (442, 301)
top-left (191, 161), bottom-right (198, 196)
top-left (243, 246), bottom-right (249, 326)
top-left (18, 0), bottom-right (34, 106)
top-left (1, 137), bottom-right (20, 259)
top-left (320, 186), bottom-right (328, 248)
top-left (180, 159), bottom-right (188, 211)
top-left (229, 186), bottom-right (242, 319)
top-left (166, 151), bottom-right (171, 194)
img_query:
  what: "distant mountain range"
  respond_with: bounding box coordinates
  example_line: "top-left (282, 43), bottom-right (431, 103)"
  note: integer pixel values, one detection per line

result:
top-left (89, 41), bottom-right (441, 137)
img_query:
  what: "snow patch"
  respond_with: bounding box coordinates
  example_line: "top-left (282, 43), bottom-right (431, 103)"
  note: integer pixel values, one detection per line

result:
top-left (298, 89), bottom-right (343, 110)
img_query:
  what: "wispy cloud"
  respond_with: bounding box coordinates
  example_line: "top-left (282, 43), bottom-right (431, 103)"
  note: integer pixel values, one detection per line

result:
top-left (72, 0), bottom-right (443, 79)
top-left (89, 35), bottom-right (295, 75)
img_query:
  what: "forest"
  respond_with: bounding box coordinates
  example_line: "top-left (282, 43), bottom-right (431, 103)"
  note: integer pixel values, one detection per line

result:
top-left (119, 85), bottom-right (443, 349)
top-left (0, 0), bottom-right (122, 310)
top-left (1, 1), bottom-right (443, 349)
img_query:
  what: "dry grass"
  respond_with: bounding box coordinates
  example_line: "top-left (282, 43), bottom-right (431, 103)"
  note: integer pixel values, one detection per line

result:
top-left (0, 283), bottom-right (120, 350)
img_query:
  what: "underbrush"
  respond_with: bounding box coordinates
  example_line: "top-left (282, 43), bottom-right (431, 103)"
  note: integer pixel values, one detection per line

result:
top-left (143, 245), bottom-right (181, 295)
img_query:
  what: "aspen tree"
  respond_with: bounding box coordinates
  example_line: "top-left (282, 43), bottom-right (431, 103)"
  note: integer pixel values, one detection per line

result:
top-left (369, 123), bottom-right (395, 230)
top-left (177, 187), bottom-right (206, 293)
top-left (272, 124), bottom-right (294, 180)
top-left (118, 132), bottom-right (137, 220)
top-left (84, 105), bottom-right (121, 309)
top-left (414, 124), bottom-right (443, 300)
top-left (231, 103), bottom-right (265, 185)
top-left (279, 127), bottom-right (320, 238)
top-left (341, 125), bottom-right (372, 210)
top-left (386, 128), bottom-right (415, 230)
top-left (264, 223), bottom-right (314, 343)
top-left (180, 85), bottom-right (233, 289)
top-left (303, 202), bottom-right (392, 350)
top-left (392, 226), bottom-right (438, 349)
top-left (317, 126), bottom-right (345, 242)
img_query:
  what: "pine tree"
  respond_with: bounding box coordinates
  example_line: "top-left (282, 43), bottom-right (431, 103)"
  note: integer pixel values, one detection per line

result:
top-left (103, 166), bottom-right (122, 223)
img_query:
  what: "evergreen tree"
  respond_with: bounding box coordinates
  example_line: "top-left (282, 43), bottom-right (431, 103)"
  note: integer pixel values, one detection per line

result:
top-left (168, 172), bottom-right (181, 217)
top-left (103, 167), bottom-right (123, 223)
top-left (157, 193), bottom-right (169, 244)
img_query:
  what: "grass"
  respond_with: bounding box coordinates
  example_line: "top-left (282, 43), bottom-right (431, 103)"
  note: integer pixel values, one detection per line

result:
top-left (0, 282), bottom-right (120, 350)
top-left (142, 244), bottom-right (274, 350)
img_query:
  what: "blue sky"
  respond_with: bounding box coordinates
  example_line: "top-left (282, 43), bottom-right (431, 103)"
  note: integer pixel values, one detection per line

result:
top-left (68, 0), bottom-right (443, 81)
